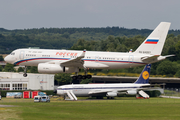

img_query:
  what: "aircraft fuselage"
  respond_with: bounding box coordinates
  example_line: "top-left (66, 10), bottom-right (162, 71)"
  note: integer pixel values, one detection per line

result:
top-left (5, 48), bottom-right (149, 69)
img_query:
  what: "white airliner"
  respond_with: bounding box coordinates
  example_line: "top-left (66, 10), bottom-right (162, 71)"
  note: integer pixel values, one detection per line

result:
top-left (55, 64), bottom-right (151, 100)
top-left (4, 22), bottom-right (172, 79)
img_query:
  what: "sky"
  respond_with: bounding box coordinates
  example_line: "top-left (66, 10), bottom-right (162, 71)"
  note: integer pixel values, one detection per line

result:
top-left (0, 0), bottom-right (180, 30)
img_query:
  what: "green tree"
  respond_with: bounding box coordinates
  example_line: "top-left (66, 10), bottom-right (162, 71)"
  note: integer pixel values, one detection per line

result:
top-left (30, 66), bottom-right (38, 73)
top-left (156, 60), bottom-right (177, 76)
top-left (18, 67), bottom-right (24, 72)
top-left (175, 70), bottom-right (180, 78)
top-left (3, 63), bottom-right (16, 72)
top-left (0, 65), bottom-right (3, 71)
top-left (0, 55), bottom-right (4, 61)
top-left (80, 79), bottom-right (92, 84)
top-left (55, 73), bottom-right (72, 85)
top-left (175, 40), bottom-right (180, 60)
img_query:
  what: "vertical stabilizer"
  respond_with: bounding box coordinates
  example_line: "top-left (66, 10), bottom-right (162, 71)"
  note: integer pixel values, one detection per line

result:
top-left (134, 64), bottom-right (151, 84)
top-left (134, 22), bottom-right (171, 55)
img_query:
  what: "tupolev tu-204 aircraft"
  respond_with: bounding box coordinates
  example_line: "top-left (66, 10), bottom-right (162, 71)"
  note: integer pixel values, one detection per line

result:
top-left (4, 22), bottom-right (173, 79)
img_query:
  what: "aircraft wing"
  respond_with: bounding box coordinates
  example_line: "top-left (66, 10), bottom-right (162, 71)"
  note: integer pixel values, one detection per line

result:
top-left (88, 89), bottom-right (132, 95)
top-left (88, 87), bottom-right (150, 96)
top-left (88, 90), bottom-right (112, 95)
top-left (61, 49), bottom-right (86, 68)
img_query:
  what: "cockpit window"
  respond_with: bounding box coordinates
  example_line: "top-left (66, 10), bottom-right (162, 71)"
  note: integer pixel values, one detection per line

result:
top-left (10, 52), bottom-right (15, 55)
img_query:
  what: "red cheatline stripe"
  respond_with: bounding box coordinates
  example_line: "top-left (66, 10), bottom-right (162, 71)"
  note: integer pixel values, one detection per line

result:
top-left (145, 42), bottom-right (158, 44)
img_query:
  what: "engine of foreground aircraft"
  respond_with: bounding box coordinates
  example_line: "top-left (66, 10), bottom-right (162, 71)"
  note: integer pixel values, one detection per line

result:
top-left (38, 63), bottom-right (77, 74)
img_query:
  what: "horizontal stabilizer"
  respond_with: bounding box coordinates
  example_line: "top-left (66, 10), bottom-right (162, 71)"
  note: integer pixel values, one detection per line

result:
top-left (163, 54), bottom-right (175, 58)
top-left (141, 55), bottom-right (160, 61)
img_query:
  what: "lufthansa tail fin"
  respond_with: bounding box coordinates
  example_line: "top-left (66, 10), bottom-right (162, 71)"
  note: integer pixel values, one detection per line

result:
top-left (134, 64), bottom-right (151, 84)
top-left (134, 22), bottom-right (171, 55)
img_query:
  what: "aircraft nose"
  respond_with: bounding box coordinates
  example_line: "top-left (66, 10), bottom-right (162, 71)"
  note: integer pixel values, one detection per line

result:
top-left (4, 56), bottom-right (9, 62)
top-left (4, 55), bottom-right (14, 64)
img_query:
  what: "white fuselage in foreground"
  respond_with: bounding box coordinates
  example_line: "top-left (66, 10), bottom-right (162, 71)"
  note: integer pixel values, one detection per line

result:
top-left (57, 83), bottom-right (150, 97)
top-left (5, 48), bottom-right (158, 69)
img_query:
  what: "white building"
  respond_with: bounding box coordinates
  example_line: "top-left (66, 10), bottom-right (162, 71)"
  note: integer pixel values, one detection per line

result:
top-left (0, 72), bottom-right (54, 90)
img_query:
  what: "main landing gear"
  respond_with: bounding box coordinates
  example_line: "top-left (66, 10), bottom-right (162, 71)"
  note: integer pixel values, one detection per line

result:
top-left (23, 66), bottom-right (28, 77)
top-left (72, 74), bottom-right (92, 80)
top-left (72, 69), bottom-right (92, 80)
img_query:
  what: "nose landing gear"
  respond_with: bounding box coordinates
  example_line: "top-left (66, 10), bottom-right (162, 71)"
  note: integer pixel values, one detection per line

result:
top-left (23, 73), bottom-right (27, 77)
top-left (23, 66), bottom-right (28, 77)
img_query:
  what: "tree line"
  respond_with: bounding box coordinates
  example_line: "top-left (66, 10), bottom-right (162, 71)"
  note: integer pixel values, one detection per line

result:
top-left (0, 27), bottom-right (180, 53)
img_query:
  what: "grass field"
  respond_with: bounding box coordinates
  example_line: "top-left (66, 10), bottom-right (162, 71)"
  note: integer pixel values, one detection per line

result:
top-left (0, 97), bottom-right (180, 120)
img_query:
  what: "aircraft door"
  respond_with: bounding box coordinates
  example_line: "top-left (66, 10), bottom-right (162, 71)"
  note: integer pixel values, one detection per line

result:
top-left (95, 56), bottom-right (99, 62)
top-left (128, 55), bottom-right (134, 65)
top-left (19, 51), bottom-right (25, 60)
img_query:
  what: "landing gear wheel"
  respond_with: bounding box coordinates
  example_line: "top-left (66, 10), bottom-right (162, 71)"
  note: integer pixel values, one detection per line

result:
top-left (72, 76), bottom-right (77, 80)
top-left (82, 75), bottom-right (87, 79)
top-left (23, 73), bottom-right (27, 77)
top-left (107, 97), bottom-right (114, 99)
top-left (96, 96), bottom-right (103, 99)
top-left (87, 75), bottom-right (92, 79)
top-left (77, 75), bottom-right (82, 79)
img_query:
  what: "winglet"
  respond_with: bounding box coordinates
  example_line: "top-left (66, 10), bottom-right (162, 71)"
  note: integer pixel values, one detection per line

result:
top-left (134, 64), bottom-right (151, 84)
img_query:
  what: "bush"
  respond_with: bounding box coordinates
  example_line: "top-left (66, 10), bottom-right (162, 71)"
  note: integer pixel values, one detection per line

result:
top-left (156, 60), bottom-right (177, 75)
top-left (145, 90), bottom-right (161, 97)
top-left (80, 79), bottom-right (92, 84)
top-left (175, 70), bottom-right (180, 78)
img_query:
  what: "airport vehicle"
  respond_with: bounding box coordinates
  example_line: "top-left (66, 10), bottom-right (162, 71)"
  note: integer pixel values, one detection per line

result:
top-left (55, 64), bottom-right (152, 100)
top-left (34, 95), bottom-right (50, 102)
top-left (34, 96), bottom-right (41, 102)
top-left (40, 96), bottom-right (50, 102)
top-left (4, 22), bottom-right (173, 79)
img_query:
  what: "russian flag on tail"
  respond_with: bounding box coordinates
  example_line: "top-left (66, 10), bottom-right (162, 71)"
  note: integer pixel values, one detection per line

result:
top-left (145, 39), bottom-right (159, 44)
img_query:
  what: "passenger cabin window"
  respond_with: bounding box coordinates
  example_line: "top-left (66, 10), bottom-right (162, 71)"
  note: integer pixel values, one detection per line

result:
top-left (11, 52), bottom-right (15, 55)
top-left (26, 54), bottom-right (36, 57)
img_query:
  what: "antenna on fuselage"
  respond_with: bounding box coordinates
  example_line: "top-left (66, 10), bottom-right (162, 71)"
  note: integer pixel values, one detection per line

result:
top-left (129, 49), bottom-right (133, 53)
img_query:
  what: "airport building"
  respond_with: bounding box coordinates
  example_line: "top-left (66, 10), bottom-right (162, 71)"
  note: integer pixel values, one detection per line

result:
top-left (0, 72), bottom-right (54, 90)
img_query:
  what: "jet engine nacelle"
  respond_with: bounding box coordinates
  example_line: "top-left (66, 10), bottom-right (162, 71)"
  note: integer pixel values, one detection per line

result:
top-left (126, 90), bottom-right (137, 95)
top-left (106, 92), bottom-right (117, 97)
top-left (38, 63), bottom-right (76, 74)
